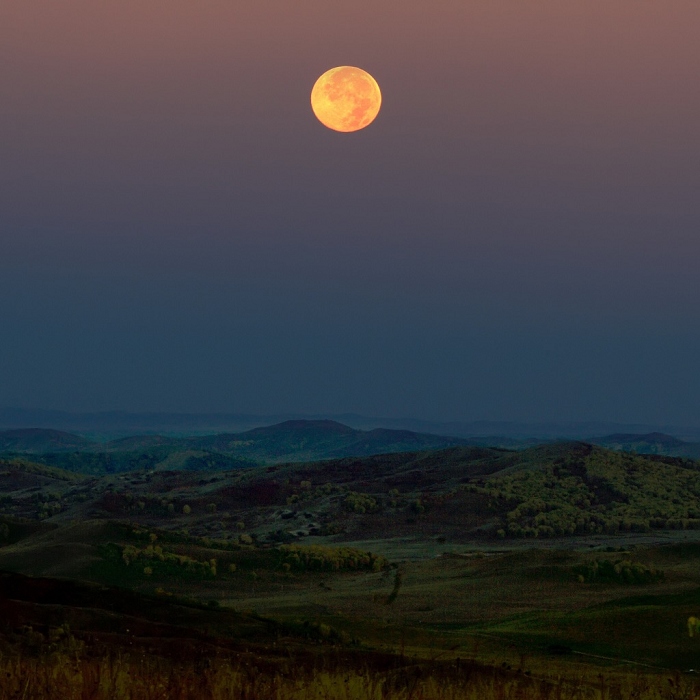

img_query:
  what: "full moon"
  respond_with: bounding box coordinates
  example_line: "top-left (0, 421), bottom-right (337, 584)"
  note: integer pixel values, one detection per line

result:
top-left (310, 66), bottom-right (381, 133)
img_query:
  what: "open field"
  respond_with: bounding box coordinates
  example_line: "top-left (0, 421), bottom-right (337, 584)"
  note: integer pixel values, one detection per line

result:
top-left (1, 587), bottom-right (699, 695)
top-left (2, 519), bottom-right (700, 673)
top-left (1, 564), bottom-right (700, 699)
top-left (2, 441), bottom-right (700, 694)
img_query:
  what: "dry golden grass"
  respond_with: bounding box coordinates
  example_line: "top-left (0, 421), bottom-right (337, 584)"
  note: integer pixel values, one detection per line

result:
top-left (0, 653), bottom-right (698, 700)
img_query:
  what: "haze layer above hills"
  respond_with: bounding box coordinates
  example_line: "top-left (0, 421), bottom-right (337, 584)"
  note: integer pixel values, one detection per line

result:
top-left (3, 407), bottom-right (699, 442)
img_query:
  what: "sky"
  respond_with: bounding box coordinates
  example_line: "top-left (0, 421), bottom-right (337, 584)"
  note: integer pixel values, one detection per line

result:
top-left (1, 0), bottom-right (699, 426)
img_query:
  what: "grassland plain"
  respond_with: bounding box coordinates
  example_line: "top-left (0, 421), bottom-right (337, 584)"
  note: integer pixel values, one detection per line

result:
top-left (2, 442), bottom-right (700, 695)
top-left (2, 653), bottom-right (700, 699)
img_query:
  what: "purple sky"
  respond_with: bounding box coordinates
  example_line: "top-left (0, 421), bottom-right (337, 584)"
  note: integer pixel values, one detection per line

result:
top-left (1, 1), bottom-right (699, 424)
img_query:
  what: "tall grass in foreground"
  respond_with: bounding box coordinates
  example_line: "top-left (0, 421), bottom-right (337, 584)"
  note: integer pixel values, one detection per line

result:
top-left (0, 654), bottom-right (699, 700)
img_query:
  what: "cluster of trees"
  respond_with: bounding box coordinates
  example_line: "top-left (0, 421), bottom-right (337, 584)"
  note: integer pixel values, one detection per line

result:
top-left (100, 491), bottom-right (165, 516)
top-left (282, 481), bottom-right (420, 518)
top-left (472, 449), bottom-right (700, 538)
top-left (118, 542), bottom-right (218, 578)
top-left (574, 559), bottom-right (664, 585)
top-left (108, 531), bottom-right (389, 580)
top-left (288, 484), bottom-right (415, 516)
top-left (33, 491), bottom-right (64, 520)
top-left (36, 502), bottom-right (63, 519)
top-left (342, 491), bottom-right (380, 514)
top-left (316, 522), bottom-right (345, 537)
top-left (409, 498), bottom-right (425, 515)
top-left (286, 481), bottom-right (345, 506)
top-left (102, 491), bottom-right (220, 519)
top-left (122, 524), bottom-right (251, 552)
top-left (278, 544), bottom-right (386, 572)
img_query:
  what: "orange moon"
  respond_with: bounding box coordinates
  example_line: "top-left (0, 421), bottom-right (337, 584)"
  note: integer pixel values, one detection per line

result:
top-left (310, 66), bottom-right (381, 133)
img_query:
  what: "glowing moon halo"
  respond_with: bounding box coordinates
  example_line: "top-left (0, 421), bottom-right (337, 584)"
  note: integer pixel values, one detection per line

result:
top-left (311, 66), bottom-right (381, 132)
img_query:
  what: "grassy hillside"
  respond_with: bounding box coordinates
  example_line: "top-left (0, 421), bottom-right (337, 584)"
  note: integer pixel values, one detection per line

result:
top-left (6, 564), bottom-right (695, 699)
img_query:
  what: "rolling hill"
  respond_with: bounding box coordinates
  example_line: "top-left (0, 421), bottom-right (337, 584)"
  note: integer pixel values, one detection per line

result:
top-left (186, 420), bottom-right (473, 462)
top-left (3, 442), bottom-right (700, 676)
top-left (0, 441), bottom-right (699, 555)
top-left (592, 432), bottom-right (700, 459)
top-left (0, 429), bottom-right (95, 453)
top-left (19, 422), bottom-right (700, 478)
top-left (0, 420), bottom-right (476, 474)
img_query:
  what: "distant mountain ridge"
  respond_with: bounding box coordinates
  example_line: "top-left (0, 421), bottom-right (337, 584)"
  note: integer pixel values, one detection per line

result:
top-left (189, 420), bottom-right (472, 462)
top-left (0, 420), bottom-right (476, 474)
top-left (591, 432), bottom-right (700, 459)
top-left (2, 407), bottom-right (699, 441)
top-left (4, 421), bottom-right (700, 476)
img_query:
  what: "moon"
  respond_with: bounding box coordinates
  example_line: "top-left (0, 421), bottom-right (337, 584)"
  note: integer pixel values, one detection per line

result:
top-left (311, 66), bottom-right (382, 133)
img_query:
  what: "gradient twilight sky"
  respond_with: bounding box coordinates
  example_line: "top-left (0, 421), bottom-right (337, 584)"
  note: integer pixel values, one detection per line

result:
top-left (1, 1), bottom-right (699, 425)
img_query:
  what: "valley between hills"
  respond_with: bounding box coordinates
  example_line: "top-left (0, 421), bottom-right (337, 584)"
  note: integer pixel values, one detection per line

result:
top-left (2, 421), bottom-right (700, 696)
